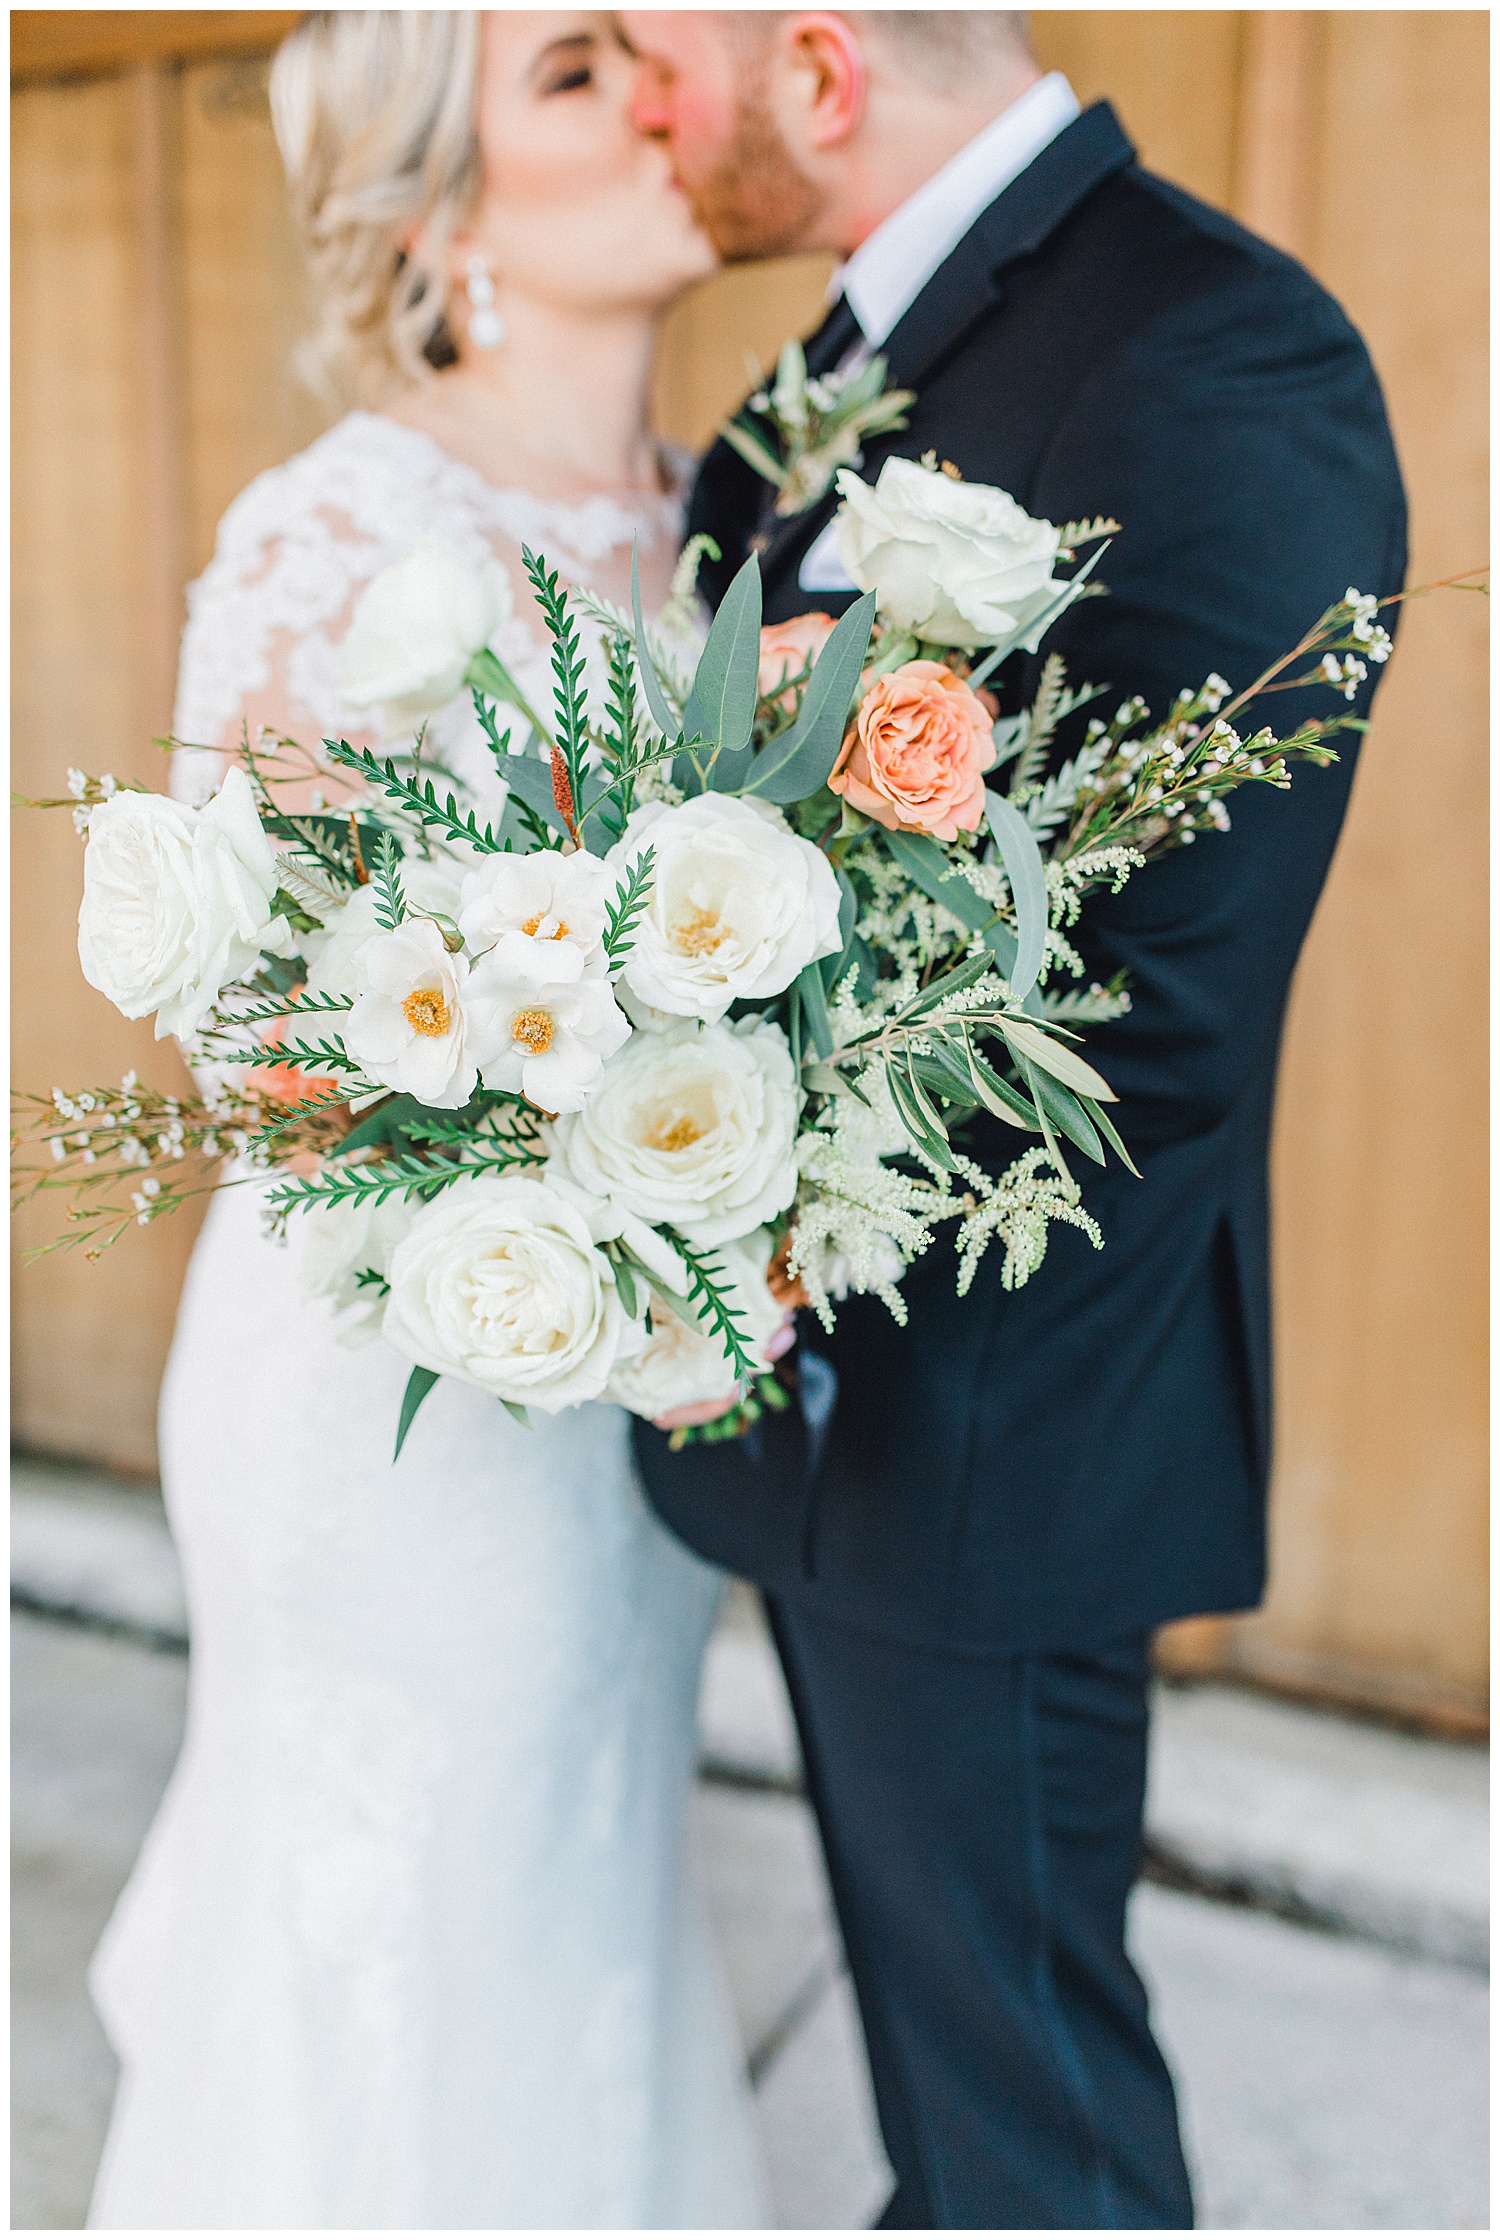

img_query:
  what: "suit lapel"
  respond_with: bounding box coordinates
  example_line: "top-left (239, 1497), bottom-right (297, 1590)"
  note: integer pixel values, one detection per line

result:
top-left (756, 102), bottom-right (1137, 602)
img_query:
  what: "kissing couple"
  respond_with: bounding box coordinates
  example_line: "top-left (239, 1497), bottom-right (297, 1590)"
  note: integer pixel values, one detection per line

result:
top-left (86, 10), bottom-right (1404, 2230)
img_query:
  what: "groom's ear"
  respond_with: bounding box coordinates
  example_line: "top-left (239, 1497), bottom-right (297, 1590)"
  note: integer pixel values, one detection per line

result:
top-left (776, 13), bottom-right (868, 153)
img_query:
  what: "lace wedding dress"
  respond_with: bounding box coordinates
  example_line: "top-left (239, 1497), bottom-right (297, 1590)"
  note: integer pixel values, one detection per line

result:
top-left (87, 413), bottom-right (769, 2231)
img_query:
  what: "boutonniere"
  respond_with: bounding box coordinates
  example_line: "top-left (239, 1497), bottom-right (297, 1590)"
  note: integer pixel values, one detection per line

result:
top-left (721, 337), bottom-right (916, 519)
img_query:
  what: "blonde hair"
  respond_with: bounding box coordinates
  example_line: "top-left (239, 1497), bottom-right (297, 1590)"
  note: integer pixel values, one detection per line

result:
top-left (269, 11), bottom-right (482, 406)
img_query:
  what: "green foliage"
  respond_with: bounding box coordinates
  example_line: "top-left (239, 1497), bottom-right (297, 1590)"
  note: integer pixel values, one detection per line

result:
top-left (982, 789), bottom-right (1048, 1002)
top-left (741, 593), bottom-right (877, 805)
top-left (683, 552), bottom-right (762, 789)
top-left (521, 546), bottom-right (590, 815)
top-left (393, 1365), bottom-right (438, 1461)
top-left (603, 845), bottom-right (655, 967)
top-left (661, 1229), bottom-right (757, 1380)
top-left (370, 829), bottom-right (406, 932)
top-left (266, 1124), bottom-right (543, 1216)
top-left (322, 738), bottom-right (505, 853)
top-left (630, 540), bottom-right (682, 743)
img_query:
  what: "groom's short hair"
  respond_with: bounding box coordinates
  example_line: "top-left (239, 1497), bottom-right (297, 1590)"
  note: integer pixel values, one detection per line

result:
top-left (732, 11), bottom-right (1035, 91)
top-left (856, 11), bottom-right (1035, 87)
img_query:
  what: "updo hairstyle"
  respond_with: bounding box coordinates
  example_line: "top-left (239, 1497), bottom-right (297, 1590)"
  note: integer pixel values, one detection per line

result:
top-left (269, 10), bottom-right (482, 405)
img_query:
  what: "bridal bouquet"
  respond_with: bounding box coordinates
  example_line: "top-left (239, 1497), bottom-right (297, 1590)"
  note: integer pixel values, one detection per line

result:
top-left (17, 455), bottom-right (1389, 1455)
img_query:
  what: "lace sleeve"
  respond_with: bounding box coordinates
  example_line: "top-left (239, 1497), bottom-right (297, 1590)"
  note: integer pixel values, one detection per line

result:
top-left (170, 443), bottom-right (387, 806)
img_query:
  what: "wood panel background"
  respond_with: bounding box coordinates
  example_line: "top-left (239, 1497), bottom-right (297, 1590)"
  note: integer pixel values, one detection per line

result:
top-left (11, 13), bottom-right (1487, 1724)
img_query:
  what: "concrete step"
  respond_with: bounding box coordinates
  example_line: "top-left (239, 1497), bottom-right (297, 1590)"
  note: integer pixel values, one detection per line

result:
top-left (13, 1460), bottom-right (1488, 1970)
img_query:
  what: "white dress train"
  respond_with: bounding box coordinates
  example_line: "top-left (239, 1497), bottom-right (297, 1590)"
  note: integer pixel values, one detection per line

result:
top-left (86, 413), bottom-right (769, 2230)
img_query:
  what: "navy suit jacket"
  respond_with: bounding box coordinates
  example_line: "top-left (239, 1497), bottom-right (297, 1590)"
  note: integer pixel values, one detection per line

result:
top-left (633, 104), bottom-right (1407, 1654)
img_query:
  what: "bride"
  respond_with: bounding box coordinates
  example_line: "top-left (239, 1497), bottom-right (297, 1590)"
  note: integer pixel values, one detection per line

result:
top-left (87, 13), bottom-right (770, 2229)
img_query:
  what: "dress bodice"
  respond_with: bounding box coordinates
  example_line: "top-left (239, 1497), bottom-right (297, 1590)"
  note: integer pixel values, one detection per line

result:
top-left (171, 410), bottom-right (690, 807)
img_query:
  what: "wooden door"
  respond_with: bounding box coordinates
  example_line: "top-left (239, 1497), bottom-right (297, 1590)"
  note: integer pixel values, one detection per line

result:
top-left (11, 14), bottom-right (1486, 1726)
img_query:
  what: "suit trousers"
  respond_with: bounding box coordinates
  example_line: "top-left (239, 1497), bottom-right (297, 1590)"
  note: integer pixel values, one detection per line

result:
top-left (765, 1601), bottom-right (1195, 2229)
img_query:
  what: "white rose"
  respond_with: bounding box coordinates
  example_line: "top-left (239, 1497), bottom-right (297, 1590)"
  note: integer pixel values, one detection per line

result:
top-left (604, 1229), bottom-right (785, 1418)
top-left (545, 1017), bottom-right (799, 1249)
top-left (299, 1194), bottom-right (414, 1348)
top-left (458, 847), bottom-right (614, 979)
top-left (607, 794), bottom-right (842, 1023)
top-left (382, 1175), bottom-right (635, 1412)
top-left (77, 766), bottom-right (292, 1039)
top-left (465, 944), bottom-right (631, 1114)
top-left (302, 858), bottom-right (467, 1003)
top-left (834, 457), bottom-right (1062, 649)
top-left (338, 534), bottom-right (513, 732)
top-left (342, 917), bottom-right (476, 1107)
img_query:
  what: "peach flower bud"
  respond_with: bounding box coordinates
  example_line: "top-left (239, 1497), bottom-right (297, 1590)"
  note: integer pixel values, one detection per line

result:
top-left (758, 613), bottom-right (837, 708)
top-left (829, 660), bottom-right (997, 840)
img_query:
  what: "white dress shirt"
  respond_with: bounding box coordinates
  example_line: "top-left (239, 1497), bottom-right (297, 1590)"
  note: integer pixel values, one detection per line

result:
top-left (800, 72), bottom-right (1081, 592)
top-left (838, 71), bottom-right (1082, 352)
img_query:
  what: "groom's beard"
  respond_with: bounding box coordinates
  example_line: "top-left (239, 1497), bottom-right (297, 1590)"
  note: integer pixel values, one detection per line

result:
top-left (685, 92), bottom-right (825, 262)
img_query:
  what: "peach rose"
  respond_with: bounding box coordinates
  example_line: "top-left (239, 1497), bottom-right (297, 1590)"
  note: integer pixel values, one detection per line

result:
top-left (829, 660), bottom-right (996, 840)
top-left (758, 613), bottom-right (836, 709)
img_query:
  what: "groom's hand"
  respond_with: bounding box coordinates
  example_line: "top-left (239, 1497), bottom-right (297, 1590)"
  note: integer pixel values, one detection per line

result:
top-left (650, 1308), bottom-right (797, 1431)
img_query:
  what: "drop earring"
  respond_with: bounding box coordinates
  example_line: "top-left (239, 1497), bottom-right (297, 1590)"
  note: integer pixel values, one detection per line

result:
top-left (464, 253), bottom-right (505, 350)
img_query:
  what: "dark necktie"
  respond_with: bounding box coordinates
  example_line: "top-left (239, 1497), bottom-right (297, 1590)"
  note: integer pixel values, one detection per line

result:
top-left (800, 292), bottom-right (865, 379)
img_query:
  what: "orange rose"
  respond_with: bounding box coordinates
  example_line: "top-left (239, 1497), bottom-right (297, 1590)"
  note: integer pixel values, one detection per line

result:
top-left (758, 613), bottom-right (837, 709)
top-left (829, 660), bottom-right (996, 840)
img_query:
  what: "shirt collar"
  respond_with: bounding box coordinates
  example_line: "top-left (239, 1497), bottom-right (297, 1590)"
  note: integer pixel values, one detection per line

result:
top-left (836, 72), bottom-right (1082, 349)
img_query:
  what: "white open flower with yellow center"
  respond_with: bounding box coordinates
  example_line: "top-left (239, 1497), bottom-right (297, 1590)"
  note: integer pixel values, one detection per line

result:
top-left (607, 794), bottom-right (842, 1024)
top-left (545, 1016), bottom-right (800, 1248)
top-left (343, 918), bottom-right (476, 1108)
top-left (458, 847), bottom-right (614, 979)
top-left (466, 940), bottom-right (631, 1115)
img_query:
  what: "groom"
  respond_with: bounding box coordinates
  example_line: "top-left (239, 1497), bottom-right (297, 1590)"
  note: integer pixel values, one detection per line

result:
top-left (621, 12), bottom-right (1407, 2228)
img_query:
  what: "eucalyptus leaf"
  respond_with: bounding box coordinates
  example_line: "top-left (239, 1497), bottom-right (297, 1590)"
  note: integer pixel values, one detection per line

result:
top-left (1015, 1055), bottom-right (1075, 1194)
top-left (885, 1059), bottom-right (958, 1172)
top-left (966, 540), bottom-right (1111, 691)
top-left (500, 753), bottom-right (571, 841)
top-left (960, 1036), bottom-right (1042, 1130)
top-left (801, 1059), bottom-right (868, 1103)
top-left (902, 1051), bottom-right (949, 1140)
top-left (796, 958), bottom-right (835, 1059)
top-left (1027, 1070), bottom-right (1106, 1165)
top-left (721, 419), bottom-right (788, 487)
top-left (684, 552), bottom-right (762, 772)
top-left (742, 592), bottom-right (876, 803)
top-left (610, 1248), bottom-right (638, 1321)
top-left (819, 868), bottom-right (859, 992)
top-left (1081, 1095), bottom-right (1142, 1178)
top-left (393, 1364), bottom-right (439, 1461)
top-left (1002, 1016), bottom-right (1118, 1103)
top-left (984, 788), bottom-right (1049, 1002)
top-left (338, 1093), bottom-right (412, 1156)
top-left (630, 539), bottom-right (681, 742)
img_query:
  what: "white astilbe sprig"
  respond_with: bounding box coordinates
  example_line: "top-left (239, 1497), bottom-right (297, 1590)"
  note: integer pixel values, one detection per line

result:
top-left (788, 1063), bottom-right (950, 1329)
top-left (951, 1146), bottom-right (1103, 1295)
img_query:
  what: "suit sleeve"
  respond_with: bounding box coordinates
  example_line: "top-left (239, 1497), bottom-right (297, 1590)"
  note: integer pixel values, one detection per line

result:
top-left (1023, 257), bottom-right (1408, 1153)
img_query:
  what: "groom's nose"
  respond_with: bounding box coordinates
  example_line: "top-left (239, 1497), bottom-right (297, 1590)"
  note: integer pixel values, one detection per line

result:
top-left (628, 57), bottom-right (673, 142)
